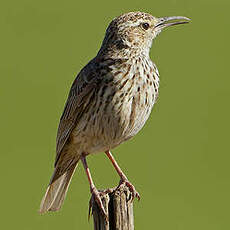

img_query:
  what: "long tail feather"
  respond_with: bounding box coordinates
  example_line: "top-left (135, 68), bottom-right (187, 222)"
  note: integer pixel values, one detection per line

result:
top-left (39, 162), bottom-right (78, 213)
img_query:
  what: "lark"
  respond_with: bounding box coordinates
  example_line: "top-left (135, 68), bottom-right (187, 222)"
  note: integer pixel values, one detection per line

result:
top-left (40, 11), bottom-right (190, 217)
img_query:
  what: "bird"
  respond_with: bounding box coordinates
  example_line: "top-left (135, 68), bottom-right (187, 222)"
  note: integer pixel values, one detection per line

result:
top-left (40, 11), bottom-right (190, 217)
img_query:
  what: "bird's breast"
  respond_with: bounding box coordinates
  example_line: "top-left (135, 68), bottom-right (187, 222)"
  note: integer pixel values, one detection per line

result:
top-left (95, 60), bottom-right (159, 147)
top-left (72, 59), bottom-right (160, 154)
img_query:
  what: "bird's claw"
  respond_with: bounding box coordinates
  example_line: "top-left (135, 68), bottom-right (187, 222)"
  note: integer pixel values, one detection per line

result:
top-left (89, 187), bottom-right (108, 221)
top-left (119, 179), bottom-right (140, 201)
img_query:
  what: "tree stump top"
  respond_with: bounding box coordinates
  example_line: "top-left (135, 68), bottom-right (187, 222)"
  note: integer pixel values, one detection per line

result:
top-left (90, 184), bottom-right (134, 230)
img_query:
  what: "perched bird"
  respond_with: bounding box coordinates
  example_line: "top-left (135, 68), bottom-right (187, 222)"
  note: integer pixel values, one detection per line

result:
top-left (40, 11), bottom-right (190, 216)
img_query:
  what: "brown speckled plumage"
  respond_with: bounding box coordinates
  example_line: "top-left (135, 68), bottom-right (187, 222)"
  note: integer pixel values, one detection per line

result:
top-left (40, 11), bottom-right (190, 215)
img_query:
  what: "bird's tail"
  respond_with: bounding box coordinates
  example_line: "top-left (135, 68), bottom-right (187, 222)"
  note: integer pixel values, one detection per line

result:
top-left (39, 161), bottom-right (78, 213)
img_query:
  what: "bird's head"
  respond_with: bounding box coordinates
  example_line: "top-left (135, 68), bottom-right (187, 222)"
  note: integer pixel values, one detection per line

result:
top-left (100, 12), bottom-right (190, 56)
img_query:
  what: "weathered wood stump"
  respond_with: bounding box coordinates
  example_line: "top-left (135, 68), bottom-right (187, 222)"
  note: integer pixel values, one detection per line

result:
top-left (90, 184), bottom-right (134, 230)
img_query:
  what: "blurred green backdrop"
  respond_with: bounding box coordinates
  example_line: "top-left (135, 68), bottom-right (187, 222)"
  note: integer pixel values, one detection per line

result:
top-left (1, 0), bottom-right (229, 229)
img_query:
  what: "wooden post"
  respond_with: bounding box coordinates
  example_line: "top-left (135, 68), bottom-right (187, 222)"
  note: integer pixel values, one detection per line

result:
top-left (90, 184), bottom-right (134, 230)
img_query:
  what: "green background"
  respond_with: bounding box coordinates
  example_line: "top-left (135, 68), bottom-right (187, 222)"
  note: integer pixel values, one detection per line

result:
top-left (1, 0), bottom-right (229, 229)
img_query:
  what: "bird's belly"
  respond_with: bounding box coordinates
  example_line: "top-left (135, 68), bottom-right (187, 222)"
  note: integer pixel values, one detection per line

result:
top-left (72, 91), bottom-right (154, 154)
top-left (121, 96), bottom-right (153, 141)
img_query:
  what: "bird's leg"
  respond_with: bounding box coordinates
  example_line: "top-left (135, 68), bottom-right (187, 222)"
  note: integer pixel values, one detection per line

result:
top-left (105, 150), bottom-right (140, 201)
top-left (80, 153), bottom-right (108, 220)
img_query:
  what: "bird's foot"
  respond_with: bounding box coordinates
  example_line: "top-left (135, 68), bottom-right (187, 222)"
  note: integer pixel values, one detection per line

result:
top-left (89, 187), bottom-right (108, 221)
top-left (119, 178), bottom-right (140, 201)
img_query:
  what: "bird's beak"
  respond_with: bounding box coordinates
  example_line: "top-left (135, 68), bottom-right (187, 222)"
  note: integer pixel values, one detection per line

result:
top-left (155, 16), bottom-right (190, 30)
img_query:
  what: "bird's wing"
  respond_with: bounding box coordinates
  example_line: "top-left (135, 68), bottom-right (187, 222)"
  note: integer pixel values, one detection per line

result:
top-left (54, 63), bottom-right (98, 166)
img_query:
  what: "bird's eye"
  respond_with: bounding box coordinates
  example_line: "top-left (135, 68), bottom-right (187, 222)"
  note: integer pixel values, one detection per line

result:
top-left (141, 22), bottom-right (150, 30)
